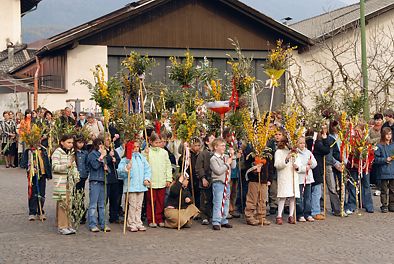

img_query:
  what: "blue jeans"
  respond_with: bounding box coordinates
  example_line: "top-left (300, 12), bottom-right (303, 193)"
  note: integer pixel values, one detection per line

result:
top-left (296, 184), bottom-right (312, 218)
top-left (88, 181), bottom-right (106, 229)
top-left (346, 171), bottom-right (374, 212)
top-left (212, 182), bottom-right (230, 226)
top-left (311, 184), bottom-right (322, 216)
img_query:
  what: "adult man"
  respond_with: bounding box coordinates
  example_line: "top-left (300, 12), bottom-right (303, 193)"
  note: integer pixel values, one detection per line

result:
top-left (60, 107), bottom-right (75, 126)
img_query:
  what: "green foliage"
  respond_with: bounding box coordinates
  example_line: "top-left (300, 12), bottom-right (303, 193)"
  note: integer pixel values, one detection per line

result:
top-left (344, 93), bottom-right (364, 118)
top-left (168, 50), bottom-right (197, 87)
top-left (196, 57), bottom-right (219, 84)
top-left (227, 109), bottom-right (246, 139)
top-left (122, 51), bottom-right (156, 76)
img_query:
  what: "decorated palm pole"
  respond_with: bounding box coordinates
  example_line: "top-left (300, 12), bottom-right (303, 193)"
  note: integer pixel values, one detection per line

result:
top-left (264, 40), bottom-right (296, 113)
top-left (20, 123), bottom-right (45, 222)
top-left (242, 109), bottom-right (275, 226)
top-left (338, 112), bottom-right (352, 217)
top-left (122, 52), bottom-right (156, 225)
top-left (285, 107), bottom-right (304, 224)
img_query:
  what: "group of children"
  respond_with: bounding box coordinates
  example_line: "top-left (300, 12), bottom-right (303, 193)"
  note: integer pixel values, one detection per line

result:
top-left (16, 108), bottom-right (394, 235)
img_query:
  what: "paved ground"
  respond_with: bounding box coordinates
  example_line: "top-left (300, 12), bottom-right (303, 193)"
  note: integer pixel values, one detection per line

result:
top-left (0, 167), bottom-right (393, 264)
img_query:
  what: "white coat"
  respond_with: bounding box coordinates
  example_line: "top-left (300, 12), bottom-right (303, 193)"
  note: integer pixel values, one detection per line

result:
top-left (275, 148), bottom-right (301, 198)
top-left (295, 148), bottom-right (317, 185)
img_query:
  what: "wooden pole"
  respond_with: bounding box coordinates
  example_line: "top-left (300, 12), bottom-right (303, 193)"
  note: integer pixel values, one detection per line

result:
top-left (35, 150), bottom-right (44, 222)
top-left (238, 157), bottom-right (244, 216)
top-left (123, 161), bottom-right (132, 234)
top-left (189, 154), bottom-right (195, 203)
top-left (359, 168), bottom-right (363, 212)
top-left (323, 156), bottom-right (326, 218)
top-left (292, 157), bottom-right (297, 224)
top-left (140, 78), bottom-right (155, 224)
top-left (178, 147), bottom-right (187, 230)
top-left (268, 86), bottom-right (275, 113)
top-left (340, 162), bottom-right (346, 217)
top-left (220, 114), bottom-right (224, 137)
top-left (258, 171), bottom-right (263, 227)
top-left (139, 79), bottom-right (148, 142)
top-left (178, 188), bottom-right (182, 230)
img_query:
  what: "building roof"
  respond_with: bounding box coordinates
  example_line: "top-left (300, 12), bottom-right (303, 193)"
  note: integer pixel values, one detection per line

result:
top-left (11, 0), bottom-right (313, 74)
top-left (37, 0), bottom-right (312, 54)
top-left (0, 72), bottom-right (34, 93)
top-left (0, 45), bottom-right (36, 72)
top-left (21, 0), bottom-right (42, 15)
top-left (290, 0), bottom-right (394, 39)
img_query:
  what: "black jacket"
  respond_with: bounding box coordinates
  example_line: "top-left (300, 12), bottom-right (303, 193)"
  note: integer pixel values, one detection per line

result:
top-left (307, 138), bottom-right (330, 185)
top-left (195, 148), bottom-right (213, 188)
top-left (166, 180), bottom-right (192, 209)
top-left (60, 116), bottom-right (75, 127)
top-left (178, 151), bottom-right (199, 189)
top-left (105, 149), bottom-right (121, 184)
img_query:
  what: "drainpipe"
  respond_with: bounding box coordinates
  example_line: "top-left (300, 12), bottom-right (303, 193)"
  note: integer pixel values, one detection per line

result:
top-left (33, 56), bottom-right (40, 110)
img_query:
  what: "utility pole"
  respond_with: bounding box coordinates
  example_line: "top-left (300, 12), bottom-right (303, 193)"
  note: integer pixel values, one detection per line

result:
top-left (360, 0), bottom-right (369, 120)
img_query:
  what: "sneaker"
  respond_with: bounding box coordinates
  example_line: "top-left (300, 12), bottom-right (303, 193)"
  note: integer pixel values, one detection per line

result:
top-left (90, 226), bottom-right (100, 232)
top-left (262, 220), bottom-right (271, 226)
top-left (201, 219), bottom-right (209, 225)
top-left (149, 223), bottom-right (157, 228)
top-left (158, 222), bottom-right (165, 227)
top-left (101, 226), bottom-right (111, 232)
top-left (59, 228), bottom-right (74, 235)
top-left (129, 227), bottom-right (138, 232)
top-left (226, 214), bottom-right (233, 219)
top-left (298, 216), bottom-right (306, 222)
top-left (28, 215), bottom-right (36, 221)
top-left (306, 216), bottom-right (315, 222)
top-left (67, 227), bottom-right (76, 233)
top-left (345, 209), bottom-right (353, 215)
top-left (212, 225), bottom-right (221, 230)
top-left (221, 223), bottom-right (233, 228)
top-left (276, 217), bottom-right (283, 225)
top-left (313, 214), bottom-right (325, 220)
top-left (381, 207), bottom-right (388, 213)
top-left (137, 226), bottom-right (147, 231)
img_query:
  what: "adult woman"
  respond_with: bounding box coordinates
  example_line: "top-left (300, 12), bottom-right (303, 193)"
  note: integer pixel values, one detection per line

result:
top-left (1, 111), bottom-right (17, 168)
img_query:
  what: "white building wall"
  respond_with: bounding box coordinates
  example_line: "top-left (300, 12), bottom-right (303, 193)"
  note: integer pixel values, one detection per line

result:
top-left (0, 0), bottom-right (21, 50)
top-left (290, 10), bottom-right (394, 111)
top-left (35, 45), bottom-right (108, 112)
